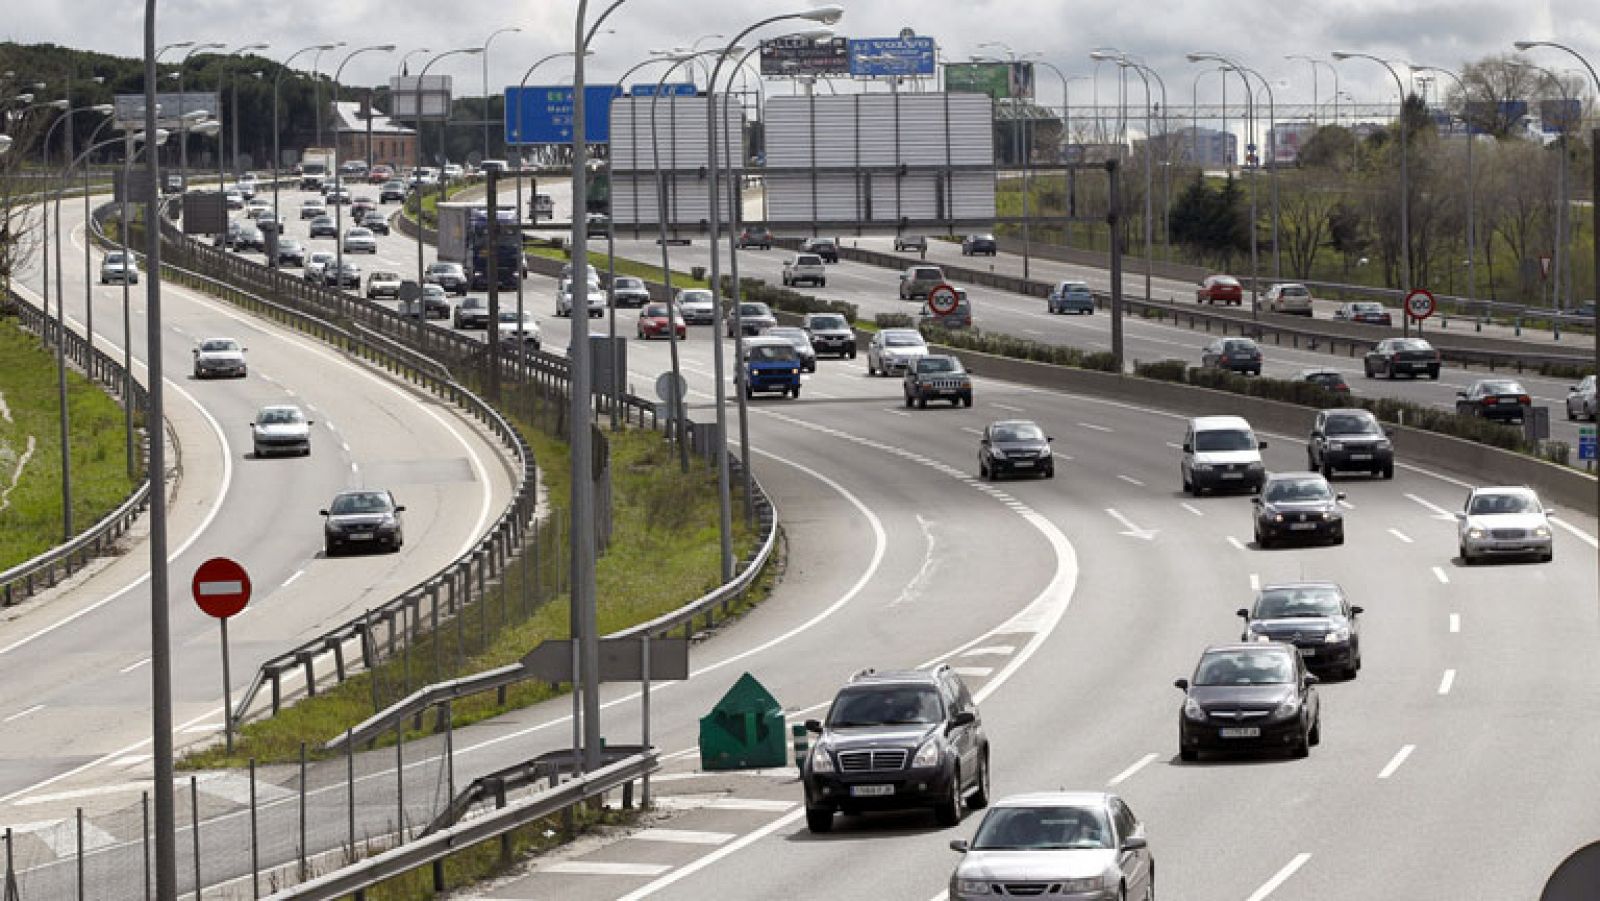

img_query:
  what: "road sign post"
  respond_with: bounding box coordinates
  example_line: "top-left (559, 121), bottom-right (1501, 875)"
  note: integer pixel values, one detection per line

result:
top-left (193, 557), bottom-right (252, 754)
top-left (1579, 425), bottom-right (1597, 469)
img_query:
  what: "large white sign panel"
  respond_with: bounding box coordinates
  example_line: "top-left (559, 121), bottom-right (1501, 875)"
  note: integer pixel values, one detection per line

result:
top-left (610, 95), bottom-right (744, 228)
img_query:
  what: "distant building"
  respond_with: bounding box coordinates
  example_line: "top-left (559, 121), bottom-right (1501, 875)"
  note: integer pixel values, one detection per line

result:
top-left (1150, 127), bottom-right (1236, 168)
top-left (331, 100), bottom-right (417, 169)
top-left (1266, 122), bottom-right (1317, 166)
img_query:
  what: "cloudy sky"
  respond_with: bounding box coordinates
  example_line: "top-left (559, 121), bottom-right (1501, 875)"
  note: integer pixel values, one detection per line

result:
top-left (4, 0), bottom-right (1595, 113)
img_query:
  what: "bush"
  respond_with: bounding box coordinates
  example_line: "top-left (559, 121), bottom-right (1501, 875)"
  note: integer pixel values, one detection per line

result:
top-left (720, 276), bottom-right (858, 322)
top-left (1134, 359), bottom-right (1188, 382)
top-left (875, 313), bottom-right (915, 329)
top-left (917, 325), bottom-right (1121, 373)
top-left (1544, 441), bottom-right (1572, 465)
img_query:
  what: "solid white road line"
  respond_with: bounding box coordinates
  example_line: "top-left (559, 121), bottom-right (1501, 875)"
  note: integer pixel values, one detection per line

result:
top-left (1107, 753), bottom-right (1159, 787)
top-left (1387, 528), bottom-right (1414, 544)
top-left (1227, 536), bottom-right (1246, 551)
top-left (1550, 516), bottom-right (1600, 548)
top-left (3, 705), bottom-right (44, 723)
top-left (1244, 853), bottom-right (1313, 901)
top-left (281, 569), bottom-right (305, 588)
top-left (991, 403), bottom-right (1025, 412)
top-left (1378, 744), bottom-right (1416, 780)
top-left (1438, 669), bottom-right (1456, 695)
top-left (118, 657), bottom-right (151, 674)
top-left (1449, 613), bottom-right (1461, 633)
top-left (960, 427), bottom-right (983, 435)
top-left (1432, 566), bottom-right (1450, 584)
top-left (1180, 502), bottom-right (1204, 517)
top-left (545, 862), bottom-right (672, 877)
top-left (1249, 573), bottom-right (1260, 592)
top-left (960, 645), bottom-right (1017, 658)
top-left (1078, 421), bottom-right (1112, 432)
top-left (634, 829), bottom-right (736, 846)
top-left (950, 666), bottom-right (994, 678)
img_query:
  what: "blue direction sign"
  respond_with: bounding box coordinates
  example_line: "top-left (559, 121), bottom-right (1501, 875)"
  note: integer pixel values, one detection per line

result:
top-left (848, 37), bottom-right (937, 77)
top-left (505, 85), bottom-right (623, 144)
top-left (1579, 425), bottom-right (1597, 462)
top-left (630, 82), bottom-right (697, 98)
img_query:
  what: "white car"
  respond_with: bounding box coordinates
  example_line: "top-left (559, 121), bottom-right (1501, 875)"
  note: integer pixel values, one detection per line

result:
top-left (300, 198), bottom-right (327, 220)
top-left (250, 404), bottom-right (312, 457)
top-left (342, 227), bottom-right (377, 253)
top-left (1266, 283), bottom-right (1314, 316)
top-left (192, 337), bottom-right (247, 379)
top-left (304, 251), bottom-right (335, 283)
top-left (99, 250), bottom-right (139, 285)
top-left (1457, 486), bottom-right (1554, 564)
top-left (948, 792), bottom-right (1154, 901)
top-left (675, 288), bottom-right (717, 325)
top-left (867, 328), bottom-right (928, 376)
top-left (496, 309), bottom-right (542, 352)
top-left (366, 270), bottom-right (403, 299)
top-left (557, 279), bottom-right (607, 318)
top-left (244, 199), bottom-right (272, 219)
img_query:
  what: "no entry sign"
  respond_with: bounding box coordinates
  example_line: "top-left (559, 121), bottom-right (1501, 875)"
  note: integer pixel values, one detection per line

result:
top-left (192, 557), bottom-right (251, 619)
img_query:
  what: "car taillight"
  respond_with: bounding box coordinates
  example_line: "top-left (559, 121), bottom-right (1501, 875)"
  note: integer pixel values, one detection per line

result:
top-left (1483, 397), bottom-right (1498, 404)
top-left (1519, 395), bottom-right (1531, 405)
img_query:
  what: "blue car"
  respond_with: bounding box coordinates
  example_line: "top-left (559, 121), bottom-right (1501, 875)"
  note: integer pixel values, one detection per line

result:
top-left (741, 337), bottom-right (803, 399)
top-left (1048, 280), bottom-right (1095, 314)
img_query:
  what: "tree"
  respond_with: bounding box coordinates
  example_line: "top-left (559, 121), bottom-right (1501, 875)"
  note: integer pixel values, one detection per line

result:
top-left (1298, 125), bottom-right (1355, 173)
top-left (1168, 173), bottom-right (1249, 268)
top-left (1279, 173), bottom-right (1341, 278)
top-left (1460, 55), bottom-right (1541, 139)
top-left (1326, 200), bottom-right (1366, 276)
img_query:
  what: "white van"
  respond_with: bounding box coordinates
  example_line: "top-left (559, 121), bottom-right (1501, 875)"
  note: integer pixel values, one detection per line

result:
top-left (1180, 415), bottom-right (1268, 495)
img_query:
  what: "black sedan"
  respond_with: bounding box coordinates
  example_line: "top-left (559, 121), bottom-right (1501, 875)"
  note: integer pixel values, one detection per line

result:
top-left (1253, 472), bottom-right (1345, 548)
top-left (321, 489), bottom-right (405, 555)
top-left (1238, 582), bottom-right (1363, 680)
top-left (961, 233), bottom-right (998, 256)
top-left (308, 215), bottom-right (338, 238)
top-left (1176, 643), bottom-right (1321, 761)
top-left (609, 276), bottom-right (652, 308)
top-left (1200, 337), bottom-right (1263, 375)
top-left (978, 420), bottom-right (1055, 480)
top-left (323, 262), bottom-right (361, 289)
top-left (1455, 379), bottom-right (1530, 423)
top-left (801, 237), bottom-right (839, 263)
top-left (275, 239), bottom-right (307, 267)
top-left (1364, 337), bottom-right (1440, 379)
top-left (1307, 408), bottom-right (1394, 479)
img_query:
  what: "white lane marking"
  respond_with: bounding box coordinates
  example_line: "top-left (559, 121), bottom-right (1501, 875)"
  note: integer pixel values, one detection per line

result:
top-left (281, 569), bottom-right (305, 588)
top-left (960, 427), bottom-right (983, 436)
top-left (1377, 744), bottom-right (1416, 780)
top-left (1227, 536), bottom-right (1246, 551)
top-left (1165, 441), bottom-right (1183, 449)
top-left (950, 666), bottom-right (993, 678)
top-left (1432, 566), bottom-right (1450, 584)
top-left (990, 403), bottom-right (1025, 412)
top-left (1179, 502), bottom-right (1203, 517)
top-left (1387, 528), bottom-right (1414, 544)
top-left (1107, 752), bottom-right (1159, 787)
top-left (884, 408), bottom-right (911, 417)
top-left (1078, 421), bottom-right (1112, 432)
top-left (1337, 499), bottom-right (1354, 510)
top-left (1438, 669), bottom-right (1456, 695)
top-left (109, 755), bottom-right (150, 768)
top-left (340, 441), bottom-right (351, 453)
top-left (1550, 516), bottom-right (1599, 548)
top-left (633, 829), bottom-right (735, 846)
top-left (1106, 508), bottom-right (1158, 541)
top-left (7, 817), bottom-right (118, 856)
top-left (702, 798), bottom-right (796, 812)
top-left (1116, 474), bottom-right (1145, 487)
top-left (1405, 493), bottom-right (1458, 521)
top-left (180, 724), bottom-right (225, 733)
top-left (118, 657), bottom-right (151, 674)
top-left (1249, 573), bottom-right (1260, 592)
top-left (325, 421), bottom-right (338, 433)
top-left (350, 462), bottom-right (359, 473)
top-left (887, 515), bottom-right (939, 609)
top-left (1244, 853), bottom-right (1313, 901)
top-left (14, 781), bottom-right (153, 807)
top-left (1449, 613), bottom-right (1460, 633)
top-left (545, 862), bottom-right (672, 877)
top-left (3, 705), bottom-right (44, 723)
top-left (961, 645), bottom-right (1016, 658)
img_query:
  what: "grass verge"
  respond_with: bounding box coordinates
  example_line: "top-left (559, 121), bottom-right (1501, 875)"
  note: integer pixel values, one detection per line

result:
top-left (0, 313), bottom-right (138, 569)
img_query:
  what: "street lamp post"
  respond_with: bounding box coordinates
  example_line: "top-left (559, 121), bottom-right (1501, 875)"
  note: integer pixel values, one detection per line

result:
top-left (311, 43), bottom-right (345, 149)
top-left (411, 48), bottom-right (483, 290)
top-left (177, 43), bottom-right (225, 181)
top-left (1189, 53), bottom-right (1260, 318)
top-left (1411, 64), bottom-right (1477, 306)
top-left (1333, 52), bottom-right (1411, 333)
top-left (1286, 55), bottom-right (1337, 128)
top-left (1246, 71), bottom-right (1280, 279)
top-left (273, 44), bottom-right (338, 224)
top-left (481, 27), bottom-right (522, 164)
top-left (332, 45), bottom-right (397, 310)
top-left (1095, 53), bottom-right (1154, 301)
top-left (222, 45), bottom-right (268, 180)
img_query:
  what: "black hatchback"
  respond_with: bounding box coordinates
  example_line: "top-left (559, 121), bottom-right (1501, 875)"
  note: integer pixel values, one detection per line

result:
top-left (1307, 408), bottom-right (1394, 479)
top-left (1175, 643), bottom-right (1321, 761)
top-left (802, 237), bottom-right (839, 263)
top-left (1238, 582), bottom-right (1363, 680)
top-left (1253, 472), bottom-right (1345, 548)
top-left (978, 420), bottom-right (1054, 480)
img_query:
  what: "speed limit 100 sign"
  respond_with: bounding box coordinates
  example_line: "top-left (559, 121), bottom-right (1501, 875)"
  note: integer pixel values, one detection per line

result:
top-left (927, 283), bottom-right (960, 316)
top-left (1405, 289), bottom-right (1437, 321)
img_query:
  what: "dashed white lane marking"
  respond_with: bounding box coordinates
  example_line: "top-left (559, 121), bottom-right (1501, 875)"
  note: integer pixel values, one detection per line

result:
top-left (119, 657), bottom-right (151, 674)
top-left (1116, 474), bottom-right (1144, 487)
top-left (545, 862), bottom-right (672, 877)
top-left (1249, 573), bottom-right (1260, 592)
top-left (1078, 421), bottom-right (1112, 432)
top-left (340, 441), bottom-right (351, 453)
top-left (950, 666), bottom-right (994, 678)
top-left (1405, 493), bottom-right (1457, 520)
top-left (1377, 744), bottom-right (1416, 780)
top-left (961, 427), bottom-right (983, 435)
top-left (1387, 528), bottom-right (1414, 544)
top-left (1550, 516), bottom-right (1600, 548)
top-left (350, 462), bottom-right (359, 473)
top-left (990, 403), bottom-right (1025, 412)
top-left (1227, 536), bottom-right (1246, 551)
top-left (1244, 853), bottom-right (1313, 901)
top-left (1337, 499), bottom-right (1355, 510)
top-left (325, 421), bottom-right (338, 433)
top-left (1438, 670), bottom-right (1456, 695)
top-left (1432, 566), bottom-right (1449, 584)
top-left (1165, 441), bottom-right (1182, 449)
top-left (634, 829), bottom-right (736, 846)
top-left (960, 645), bottom-right (1017, 658)
top-left (3, 705), bottom-right (44, 723)
top-left (282, 569), bottom-right (305, 588)
top-left (1107, 752), bottom-right (1159, 787)
top-left (884, 408), bottom-right (911, 417)
top-left (1449, 613), bottom-right (1460, 633)
top-left (1179, 502), bottom-right (1203, 517)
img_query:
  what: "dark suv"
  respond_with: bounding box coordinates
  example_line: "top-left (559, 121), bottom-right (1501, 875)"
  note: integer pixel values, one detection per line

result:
top-left (737, 225), bottom-right (773, 249)
top-left (802, 237), bottom-right (839, 263)
top-left (1307, 408), bottom-right (1394, 479)
top-left (802, 665), bottom-right (990, 833)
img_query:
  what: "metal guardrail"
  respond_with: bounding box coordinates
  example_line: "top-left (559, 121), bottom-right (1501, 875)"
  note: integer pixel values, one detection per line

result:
top-left (262, 751), bottom-right (659, 901)
top-left (419, 743), bottom-right (650, 837)
top-left (0, 288), bottom-right (151, 607)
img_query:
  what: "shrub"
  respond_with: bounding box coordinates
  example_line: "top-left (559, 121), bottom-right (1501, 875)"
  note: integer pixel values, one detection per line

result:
top-left (875, 313), bottom-right (915, 329)
top-left (1544, 441), bottom-right (1572, 466)
top-left (1134, 359), bottom-right (1188, 382)
top-left (916, 325), bottom-right (1121, 373)
top-left (720, 276), bottom-right (858, 322)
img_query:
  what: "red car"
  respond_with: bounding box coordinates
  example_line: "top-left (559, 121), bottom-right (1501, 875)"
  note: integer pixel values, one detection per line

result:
top-left (637, 302), bottom-right (686, 340)
top-left (1197, 274), bottom-right (1244, 305)
top-left (368, 165), bottom-right (394, 185)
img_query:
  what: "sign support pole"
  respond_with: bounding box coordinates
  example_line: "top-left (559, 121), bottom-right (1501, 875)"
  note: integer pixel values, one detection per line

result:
top-left (220, 617), bottom-right (234, 755)
top-left (641, 635), bottom-right (651, 809)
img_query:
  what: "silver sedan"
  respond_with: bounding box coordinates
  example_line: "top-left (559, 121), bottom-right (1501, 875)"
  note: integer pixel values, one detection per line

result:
top-left (342, 227), bottom-right (378, 254)
top-left (949, 792), bottom-right (1154, 901)
top-left (250, 405), bottom-right (313, 457)
top-left (1457, 486), bottom-right (1554, 564)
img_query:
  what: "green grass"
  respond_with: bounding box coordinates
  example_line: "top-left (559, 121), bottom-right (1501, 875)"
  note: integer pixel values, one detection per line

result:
top-left (402, 182), bottom-right (483, 230)
top-left (0, 315), bottom-right (137, 569)
top-left (182, 425), bottom-right (767, 769)
top-left (524, 244), bottom-right (711, 290)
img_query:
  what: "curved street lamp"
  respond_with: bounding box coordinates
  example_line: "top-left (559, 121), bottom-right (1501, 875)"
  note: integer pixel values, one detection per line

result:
top-left (177, 43), bottom-right (226, 178)
top-left (273, 43), bottom-right (339, 222)
top-left (331, 45), bottom-right (396, 296)
top-left (1410, 64), bottom-right (1477, 307)
top-left (481, 27), bottom-right (522, 162)
top-left (1190, 51), bottom-right (1264, 317)
top-left (1286, 54), bottom-right (1338, 126)
top-left (1332, 51), bottom-right (1412, 332)
top-left (411, 47), bottom-right (483, 288)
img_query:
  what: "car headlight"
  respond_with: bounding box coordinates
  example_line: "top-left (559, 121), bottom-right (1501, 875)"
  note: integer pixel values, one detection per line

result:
top-left (1038, 446), bottom-right (1052, 457)
top-left (1273, 698), bottom-right (1301, 718)
top-left (1322, 510), bottom-right (1339, 521)
top-left (1325, 627), bottom-right (1351, 643)
top-left (1327, 441), bottom-right (1345, 451)
top-left (1271, 513), bottom-right (1284, 523)
top-left (1466, 527), bottom-right (1486, 539)
top-left (954, 879), bottom-right (992, 895)
top-left (911, 739), bottom-right (942, 769)
top-left (1060, 875), bottom-right (1116, 893)
top-left (1183, 697), bottom-right (1206, 721)
top-left (809, 746), bottom-right (834, 774)
top-left (1247, 461), bottom-right (1265, 470)
top-left (1376, 439), bottom-right (1392, 449)
top-left (1533, 526), bottom-right (1551, 538)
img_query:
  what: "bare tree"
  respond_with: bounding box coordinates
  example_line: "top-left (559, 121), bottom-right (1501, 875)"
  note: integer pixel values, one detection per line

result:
top-left (1278, 171), bottom-right (1340, 278)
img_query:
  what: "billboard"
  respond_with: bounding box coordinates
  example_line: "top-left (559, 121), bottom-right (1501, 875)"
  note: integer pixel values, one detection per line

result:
top-left (113, 92), bottom-right (217, 129)
top-left (848, 37), bottom-right (937, 77)
top-left (505, 85), bottom-right (624, 144)
top-left (630, 83), bottom-right (697, 98)
top-left (389, 75), bottom-right (451, 119)
top-left (760, 36), bottom-right (850, 76)
top-left (945, 62), bottom-right (1034, 100)
top-left (1540, 97), bottom-right (1582, 133)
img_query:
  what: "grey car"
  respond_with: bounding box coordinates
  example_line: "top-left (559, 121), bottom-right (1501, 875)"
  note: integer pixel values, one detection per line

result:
top-left (609, 276), bottom-right (651, 308)
top-left (99, 251), bottom-right (138, 285)
top-left (765, 326), bottom-right (817, 372)
top-left (867, 328), bottom-right (928, 377)
top-left (728, 301), bottom-right (777, 337)
top-left (321, 489), bottom-right (405, 556)
top-left (192, 337), bottom-right (247, 379)
top-left (948, 792), bottom-right (1153, 901)
top-left (1566, 375), bottom-right (1597, 421)
top-left (250, 405), bottom-right (312, 457)
top-left (802, 312), bottom-right (856, 359)
top-left (1457, 485), bottom-right (1554, 564)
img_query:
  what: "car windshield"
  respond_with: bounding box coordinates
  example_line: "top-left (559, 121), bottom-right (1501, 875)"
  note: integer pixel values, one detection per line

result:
top-left (827, 686), bottom-right (942, 727)
top-left (1062, 283), bottom-right (1089, 294)
top-left (1478, 381), bottom-right (1524, 395)
top-left (1265, 479), bottom-right (1332, 503)
top-left (918, 357), bottom-right (962, 373)
top-left (739, 304), bottom-right (771, 317)
top-left (809, 315), bottom-right (846, 330)
top-left (1395, 339), bottom-right (1432, 351)
top-left (1195, 651), bottom-right (1295, 686)
top-left (257, 408), bottom-right (303, 425)
top-left (1469, 492), bottom-right (1538, 515)
top-left (329, 492), bottom-right (393, 515)
top-left (643, 304), bottom-right (674, 318)
top-left (991, 423), bottom-right (1045, 442)
top-left (106, 253), bottom-right (126, 264)
top-left (1325, 413), bottom-right (1379, 435)
top-left (1193, 429), bottom-right (1254, 452)
top-left (1254, 586), bottom-right (1343, 619)
top-left (461, 298), bottom-right (485, 310)
top-left (1280, 285), bottom-right (1309, 296)
top-left (373, 272), bottom-right (398, 281)
top-left (748, 344), bottom-right (797, 362)
top-left (796, 256), bottom-right (822, 266)
top-left (971, 806), bottom-right (1113, 851)
top-left (885, 333), bottom-right (925, 348)
top-left (680, 291), bottom-right (712, 304)
top-left (200, 340), bottom-right (239, 353)
top-left (912, 269), bottom-right (941, 280)
top-left (422, 286), bottom-right (445, 298)
top-left (1354, 303), bottom-right (1382, 313)
top-left (616, 278), bottom-right (643, 290)
top-left (1223, 340), bottom-right (1258, 353)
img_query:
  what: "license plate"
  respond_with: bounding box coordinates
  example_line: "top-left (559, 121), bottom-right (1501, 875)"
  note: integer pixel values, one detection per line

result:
top-left (1219, 727), bottom-right (1260, 739)
top-left (1013, 460), bottom-right (1034, 468)
top-left (348, 533), bottom-right (374, 541)
top-left (1289, 523), bottom-right (1317, 531)
top-left (850, 785), bottom-right (894, 797)
top-left (1350, 454), bottom-right (1371, 461)
top-left (1220, 472), bottom-right (1244, 480)
top-left (1298, 647), bottom-right (1316, 657)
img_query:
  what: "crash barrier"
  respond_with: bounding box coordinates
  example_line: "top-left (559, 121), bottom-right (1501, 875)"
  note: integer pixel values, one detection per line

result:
top-left (0, 288), bottom-right (151, 607)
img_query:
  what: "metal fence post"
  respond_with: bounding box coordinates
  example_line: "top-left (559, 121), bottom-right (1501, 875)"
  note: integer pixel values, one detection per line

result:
top-left (4, 827), bottom-right (17, 901)
top-left (346, 728), bottom-right (356, 856)
top-left (298, 743), bottom-right (308, 883)
top-left (395, 725), bottom-right (406, 841)
top-left (248, 760), bottom-right (259, 900)
top-left (191, 776), bottom-right (202, 900)
top-left (76, 807), bottom-right (84, 901)
top-left (142, 792), bottom-right (152, 901)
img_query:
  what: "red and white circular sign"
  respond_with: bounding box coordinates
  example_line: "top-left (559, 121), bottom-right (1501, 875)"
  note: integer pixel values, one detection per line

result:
top-left (927, 283), bottom-right (960, 316)
top-left (192, 557), bottom-right (251, 619)
top-left (1405, 289), bottom-right (1436, 321)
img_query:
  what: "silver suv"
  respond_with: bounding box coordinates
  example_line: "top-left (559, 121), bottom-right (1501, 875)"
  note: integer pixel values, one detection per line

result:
top-left (100, 251), bottom-right (138, 285)
top-left (782, 253), bottom-right (827, 288)
top-left (898, 265), bottom-right (946, 300)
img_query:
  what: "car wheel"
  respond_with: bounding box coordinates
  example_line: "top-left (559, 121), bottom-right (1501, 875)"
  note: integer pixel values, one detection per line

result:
top-left (1257, 530), bottom-right (1271, 550)
top-left (967, 754), bottom-right (990, 809)
top-left (916, 396), bottom-right (928, 409)
top-left (324, 542), bottom-right (338, 557)
top-left (791, 385), bottom-right (801, 399)
top-left (848, 348), bottom-right (857, 359)
top-left (904, 392), bottom-right (914, 408)
top-left (962, 395), bottom-right (973, 408)
top-left (1429, 369), bottom-right (1440, 380)
top-left (1542, 550), bottom-right (1554, 563)
top-left (1179, 746), bottom-right (1198, 763)
top-left (1044, 465), bottom-right (1055, 479)
top-left (1386, 363), bottom-right (1397, 380)
top-left (1291, 728), bottom-right (1311, 758)
top-left (1309, 716), bottom-right (1322, 746)
top-left (1381, 465), bottom-right (1394, 480)
top-left (933, 768), bottom-right (962, 827)
top-left (867, 359), bottom-right (875, 375)
top-left (979, 460), bottom-right (990, 480)
top-left (1460, 545), bottom-right (1475, 565)
top-left (805, 807), bottom-right (834, 834)
top-left (1363, 363), bottom-right (1374, 378)
top-left (1570, 406), bottom-right (1579, 421)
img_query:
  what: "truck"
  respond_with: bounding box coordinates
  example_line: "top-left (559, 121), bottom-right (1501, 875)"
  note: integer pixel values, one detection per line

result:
top-left (299, 148), bottom-right (336, 190)
top-left (436, 201), bottom-right (524, 291)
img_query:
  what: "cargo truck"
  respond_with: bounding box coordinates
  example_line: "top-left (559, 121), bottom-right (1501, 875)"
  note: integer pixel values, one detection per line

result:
top-left (299, 148), bottom-right (336, 189)
top-left (436, 202), bottom-right (524, 291)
